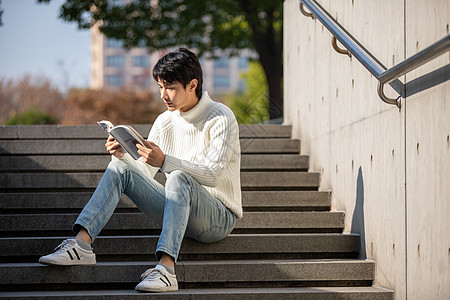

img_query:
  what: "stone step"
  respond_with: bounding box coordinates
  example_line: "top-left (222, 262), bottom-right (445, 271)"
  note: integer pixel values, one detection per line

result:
top-left (0, 124), bottom-right (293, 139)
top-left (0, 125), bottom-right (154, 140)
top-left (0, 234), bottom-right (360, 262)
top-left (0, 260), bottom-right (376, 290)
top-left (0, 211), bottom-right (345, 235)
top-left (0, 138), bottom-right (301, 155)
top-left (0, 171), bottom-right (320, 190)
top-left (0, 154), bottom-right (309, 172)
top-left (0, 287), bottom-right (394, 299)
top-left (0, 124), bottom-right (394, 298)
top-left (0, 191), bottom-right (332, 213)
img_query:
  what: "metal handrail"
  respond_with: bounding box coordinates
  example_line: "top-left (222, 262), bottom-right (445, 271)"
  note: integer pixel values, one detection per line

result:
top-left (299, 0), bottom-right (450, 108)
top-left (378, 36), bottom-right (450, 84)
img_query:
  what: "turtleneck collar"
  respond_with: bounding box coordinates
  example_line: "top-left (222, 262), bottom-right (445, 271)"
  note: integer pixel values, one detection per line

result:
top-left (176, 91), bottom-right (212, 123)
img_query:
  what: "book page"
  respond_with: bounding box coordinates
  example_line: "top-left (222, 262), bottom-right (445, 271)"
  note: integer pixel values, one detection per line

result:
top-left (97, 120), bottom-right (114, 133)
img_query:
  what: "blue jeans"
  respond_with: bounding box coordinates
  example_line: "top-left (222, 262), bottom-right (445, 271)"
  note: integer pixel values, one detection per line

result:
top-left (73, 159), bottom-right (237, 263)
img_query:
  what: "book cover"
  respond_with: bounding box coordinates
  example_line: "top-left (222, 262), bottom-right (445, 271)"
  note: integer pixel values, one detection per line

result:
top-left (97, 120), bottom-right (146, 160)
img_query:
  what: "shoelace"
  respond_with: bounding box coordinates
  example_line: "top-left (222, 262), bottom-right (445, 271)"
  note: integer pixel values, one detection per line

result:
top-left (53, 239), bottom-right (76, 254)
top-left (140, 268), bottom-right (164, 281)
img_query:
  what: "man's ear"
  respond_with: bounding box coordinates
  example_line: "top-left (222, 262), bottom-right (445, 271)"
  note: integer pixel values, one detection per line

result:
top-left (189, 79), bottom-right (198, 92)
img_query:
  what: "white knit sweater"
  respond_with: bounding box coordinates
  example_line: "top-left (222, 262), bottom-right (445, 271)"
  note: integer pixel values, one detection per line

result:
top-left (115, 91), bottom-right (242, 218)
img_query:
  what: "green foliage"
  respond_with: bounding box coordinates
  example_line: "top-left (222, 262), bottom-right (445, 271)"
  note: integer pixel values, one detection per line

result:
top-left (0, 75), bottom-right (65, 125)
top-left (40, 0), bottom-right (282, 56)
top-left (5, 107), bottom-right (59, 125)
top-left (35, 0), bottom-right (284, 119)
top-left (226, 61), bottom-right (269, 124)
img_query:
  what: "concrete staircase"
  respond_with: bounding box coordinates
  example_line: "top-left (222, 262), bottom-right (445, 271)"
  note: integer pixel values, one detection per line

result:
top-left (0, 124), bottom-right (393, 299)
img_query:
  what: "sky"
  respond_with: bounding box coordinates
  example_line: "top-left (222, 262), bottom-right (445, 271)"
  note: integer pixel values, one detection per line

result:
top-left (0, 0), bottom-right (91, 89)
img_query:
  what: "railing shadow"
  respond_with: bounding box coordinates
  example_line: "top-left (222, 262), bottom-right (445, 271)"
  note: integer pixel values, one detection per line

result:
top-left (351, 167), bottom-right (366, 259)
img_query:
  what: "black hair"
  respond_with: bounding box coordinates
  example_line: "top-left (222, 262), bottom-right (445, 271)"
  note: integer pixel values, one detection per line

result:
top-left (153, 48), bottom-right (203, 100)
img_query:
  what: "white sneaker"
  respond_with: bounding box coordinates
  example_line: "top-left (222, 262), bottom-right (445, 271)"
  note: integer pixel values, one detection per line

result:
top-left (38, 238), bottom-right (96, 266)
top-left (135, 265), bottom-right (178, 292)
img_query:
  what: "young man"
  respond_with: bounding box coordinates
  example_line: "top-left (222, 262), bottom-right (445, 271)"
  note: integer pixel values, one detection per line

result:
top-left (39, 48), bottom-right (242, 293)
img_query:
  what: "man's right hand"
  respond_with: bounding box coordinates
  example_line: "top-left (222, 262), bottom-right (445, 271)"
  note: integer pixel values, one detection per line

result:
top-left (105, 135), bottom-right (125, 158)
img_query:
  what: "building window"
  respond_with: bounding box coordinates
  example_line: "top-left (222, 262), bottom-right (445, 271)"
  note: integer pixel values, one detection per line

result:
top-left (133, 56), bottom-right (150, 67)
top-left (213, 75), bottom-right (230, 88)
top-left (133, 74), bottom-right (150, 88)
top-left (106, 74), bottom-right (124, 87)
top-left (106, 55), bottom-right (125, 68)
top-left (106, 38), bottom-right (123, 48)
top-left (213, 57), bottom-right (229, 69)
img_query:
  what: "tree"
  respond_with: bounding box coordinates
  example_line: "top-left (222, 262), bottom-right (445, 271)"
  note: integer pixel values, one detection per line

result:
top-left (0, 74), bottom-right (164, 125)
top-left (35, 0), bottom-right (283, 120)
top-left (226, 60), bottom-right (269, 124)
top-left (0, 75), bottom-right (65, 124)
top-left (5, 108), bottom-right (59, 125)
top-left (63, 87), bottom-right (164, 124)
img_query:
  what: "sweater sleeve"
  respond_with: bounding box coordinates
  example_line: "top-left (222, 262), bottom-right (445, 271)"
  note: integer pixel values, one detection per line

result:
top-left (160, 113), bottom-right (239, 187)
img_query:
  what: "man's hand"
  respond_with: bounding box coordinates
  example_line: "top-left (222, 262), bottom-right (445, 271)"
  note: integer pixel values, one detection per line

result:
top-left (137, 140), bottom-right (165, 167)
top-left (105, 135), bottom-right (125, 158)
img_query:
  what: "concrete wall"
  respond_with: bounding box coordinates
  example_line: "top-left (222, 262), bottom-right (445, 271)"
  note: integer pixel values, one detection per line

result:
top-left (283, 0), bottom-right (449, 299)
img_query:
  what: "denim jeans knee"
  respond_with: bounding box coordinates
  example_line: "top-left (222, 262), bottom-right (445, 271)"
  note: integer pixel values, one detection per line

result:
top-left (73, 158), bottom-right (166, 242)
top-left (165, 170), bottom-right (191, 205)
top-left (108, 159), bottom-right (130, 176)
top-left (156, 170), bottom-right (236, 262)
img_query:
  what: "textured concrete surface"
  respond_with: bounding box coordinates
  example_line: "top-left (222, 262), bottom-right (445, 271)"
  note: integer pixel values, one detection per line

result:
top-left (0, 124), bottom-right (393, 298)
top-left (284, 0), bottom-right (449, 298)
top-left (183, 259), bottom-right (375, 282)
top-left (0, 211), bottom-right (345, 232)
top-left (0, 191), bottom-right (331, 211)
top-left (0, 154), bottom-right (310, 172)
top-left (237, 211), bottom-right (344, 230)
top-left (404, 2), bottom-right (450, 298)
top-left (0, 260), bottom-right (375, 285)
top-left (0, 124), bottom-right (293, 139)
top-left (0, 138), bottom-right (300, 155)
top-left (1, 171), bottom-right (319, 189)
top-left (0, 287), bottom-right (394, 300)
top-left (0, 234), bottom-right (360, 259)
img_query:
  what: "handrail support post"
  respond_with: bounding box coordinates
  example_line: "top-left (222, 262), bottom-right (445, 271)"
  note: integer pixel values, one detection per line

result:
top-left (299, 2), bottom-right (315, 19)
top-left (377, 82), bottom-right (402, 108)
top-left (332, 36), bottom-right (352, 58)
top-left (298, 0), bottom-right (449, 108)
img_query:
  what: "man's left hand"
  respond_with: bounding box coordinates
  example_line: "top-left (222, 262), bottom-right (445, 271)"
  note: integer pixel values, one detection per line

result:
top-left (137, 140), bottom-right (165, 167)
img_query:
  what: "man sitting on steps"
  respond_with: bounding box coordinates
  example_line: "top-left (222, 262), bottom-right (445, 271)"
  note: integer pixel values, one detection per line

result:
top-left (39, 48), bottom-right (243, 293)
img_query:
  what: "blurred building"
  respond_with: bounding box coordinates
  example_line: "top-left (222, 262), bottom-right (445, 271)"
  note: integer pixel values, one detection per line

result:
top-left (90, 24), bottom-right (253, 97)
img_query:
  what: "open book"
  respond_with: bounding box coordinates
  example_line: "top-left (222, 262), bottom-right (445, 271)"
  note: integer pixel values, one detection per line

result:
top-left (97, 120), bottom-right (146, 160)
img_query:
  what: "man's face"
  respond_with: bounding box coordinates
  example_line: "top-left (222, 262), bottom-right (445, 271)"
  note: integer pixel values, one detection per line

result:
top-left (157, 79), bottom-right (197, 112)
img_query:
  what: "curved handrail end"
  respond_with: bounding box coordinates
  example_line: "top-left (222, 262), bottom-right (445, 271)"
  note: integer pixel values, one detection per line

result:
top-left (377, 82), bottom-right (402, 108)
top-left (300, 2), bottom-right (315, 19)
top-left (332, 36), bottom-right (352, 58)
